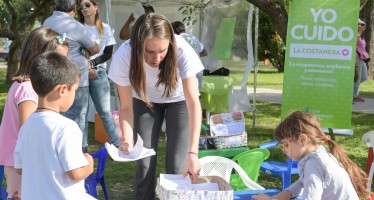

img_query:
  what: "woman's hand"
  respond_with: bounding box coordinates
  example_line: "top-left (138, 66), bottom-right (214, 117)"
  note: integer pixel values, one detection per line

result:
top-left (88, 69), bottom-right (98, 80)
top-left (251, 193), bottom-right (272, 200)
top-left (119, 140), bottom-right (134, 154)
top-left (183, 153), bottom-right (201, 182)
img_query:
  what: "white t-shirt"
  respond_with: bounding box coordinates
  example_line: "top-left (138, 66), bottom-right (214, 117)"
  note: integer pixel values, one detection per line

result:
top-left (180, 33), bottom-right (204, 55)
top-left (14, 112), bottom-right (93, 199)
top-left (108, 35), bottom-right (203, 103)
top-left (84, 22), bottom-right (116, 69)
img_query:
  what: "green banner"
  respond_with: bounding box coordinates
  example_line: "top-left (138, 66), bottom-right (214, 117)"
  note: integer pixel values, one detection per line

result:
top-left (281, 0), bottom-right (359, 128)
top-left (213, 17), bottom-right (236, 60)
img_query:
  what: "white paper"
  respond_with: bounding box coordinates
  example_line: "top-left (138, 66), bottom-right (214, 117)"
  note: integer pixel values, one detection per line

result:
top-left (191, 183), bottom-right (219, 191)
top-left (159, 174), bottom-right (220, 191)
top-left (211, 122), bottom-right (244, 136)
top-left (105, 134), bottom-right (156, 162)
top-left (160, 174), bottom-right (192, 190)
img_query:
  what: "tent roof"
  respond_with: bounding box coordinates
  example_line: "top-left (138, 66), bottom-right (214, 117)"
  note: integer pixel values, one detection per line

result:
top-left (110, 0), bottom-right (237, 7)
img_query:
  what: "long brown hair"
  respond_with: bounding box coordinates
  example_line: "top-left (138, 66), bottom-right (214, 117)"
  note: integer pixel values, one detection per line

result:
top-left (13, 27), bottom-right (68, 82)
top-left (78, 0), bottom-right (104, 36)
top-left (130, 13), bottom-right (178, 107)
top-left (275, 111), bottom-right (369, 198)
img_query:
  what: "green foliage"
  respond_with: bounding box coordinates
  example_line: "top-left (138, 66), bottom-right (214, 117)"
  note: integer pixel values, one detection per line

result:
top-left (177, 0), bottom-right (205, 26)
top-left (257, 10), bottom-right (286, 72)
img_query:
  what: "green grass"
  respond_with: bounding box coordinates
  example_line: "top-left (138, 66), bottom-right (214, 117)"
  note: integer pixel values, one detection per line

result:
top-left (1, 63), bottom-right (374, 199)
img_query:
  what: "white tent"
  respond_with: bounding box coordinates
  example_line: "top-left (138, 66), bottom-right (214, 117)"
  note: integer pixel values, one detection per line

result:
top-left (89, 0), bottom-right (260, 127)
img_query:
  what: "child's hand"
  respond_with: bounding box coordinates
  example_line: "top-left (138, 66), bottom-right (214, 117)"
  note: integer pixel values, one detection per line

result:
top-left (251, 193), bottom-right (272, 200)
top-left (83, 153), bottom-right (94, 169)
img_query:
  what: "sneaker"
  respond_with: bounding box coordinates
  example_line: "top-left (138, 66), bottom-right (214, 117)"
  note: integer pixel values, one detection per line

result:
top-left (353, 97), bottom-right (365, 102)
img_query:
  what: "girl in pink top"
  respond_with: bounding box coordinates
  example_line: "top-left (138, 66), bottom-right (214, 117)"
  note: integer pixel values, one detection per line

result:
top-left (0, 27), bottom-right (68, 199)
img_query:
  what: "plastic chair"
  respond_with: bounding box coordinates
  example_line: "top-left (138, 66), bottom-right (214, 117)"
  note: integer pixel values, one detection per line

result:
top-left (362, 131), bottom-right (374, 194)
top-left (199, 156), bottom-right (265, 190)
top-left (85, 146), bottom-right (109, 200)
top-left (258, 140), bottom-right (299, 190)
top-left (230, 148), bottom-right (270, 190)
top-left (0, 165), bottom-right (8, 199)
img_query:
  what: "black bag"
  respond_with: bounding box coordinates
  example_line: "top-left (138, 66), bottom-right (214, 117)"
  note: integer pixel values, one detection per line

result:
top-left (206, 67), bottom-right (230, 76)
top-left (357, 50), bottom-right (370, 63)
top-left (363, 57), bottom-right (371, 63)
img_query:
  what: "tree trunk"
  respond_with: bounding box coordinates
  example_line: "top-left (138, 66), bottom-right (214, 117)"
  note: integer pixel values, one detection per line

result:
top-left (364, 1), bottom-right (374, 80)
top-left (247, 0), bottom-right (288, 43)
top-left (6, 39), bottom-right (21, 83)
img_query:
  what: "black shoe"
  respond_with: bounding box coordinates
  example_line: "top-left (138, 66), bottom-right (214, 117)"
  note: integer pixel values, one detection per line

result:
top-left (82, 147), bottom-right (88, 153)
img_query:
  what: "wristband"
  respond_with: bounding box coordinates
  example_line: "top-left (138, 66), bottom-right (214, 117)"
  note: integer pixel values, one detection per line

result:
top-left (188, 151), bottom-right (199, 156)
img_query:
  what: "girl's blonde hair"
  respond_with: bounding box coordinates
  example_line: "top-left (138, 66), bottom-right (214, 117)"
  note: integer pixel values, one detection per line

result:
top-left (78, 0), bottom-right (104, 36)
top-left (129, 13), bottom-right (178, 107)
top-left (274, 111), bottom-right (369, 198)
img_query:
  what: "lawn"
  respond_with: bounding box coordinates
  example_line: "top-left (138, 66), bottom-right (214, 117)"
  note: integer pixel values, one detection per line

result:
top-left (1, 63), bottom-right (374, 199)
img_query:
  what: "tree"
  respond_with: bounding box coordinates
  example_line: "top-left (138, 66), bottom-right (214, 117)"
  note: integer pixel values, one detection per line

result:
top-left (0, 0), bottom-right (54, 83)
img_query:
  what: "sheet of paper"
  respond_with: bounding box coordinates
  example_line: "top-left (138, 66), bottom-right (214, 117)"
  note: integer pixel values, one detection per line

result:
top-left (211, 122), bottom-right (244, 136)
top-left (159, 174), bottom-right (191, 191)
top-left (105, 134), bottom-right (156, 162)
top-left (191, 183), bottom-right (219, 191)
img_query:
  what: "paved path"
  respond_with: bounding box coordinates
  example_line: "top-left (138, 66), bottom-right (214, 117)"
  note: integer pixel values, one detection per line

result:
top-left (237, 86), bottom-right (374, 114)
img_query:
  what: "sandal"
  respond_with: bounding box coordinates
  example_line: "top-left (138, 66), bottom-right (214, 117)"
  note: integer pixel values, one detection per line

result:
top-left (353, 97), bottom-right (365, 102)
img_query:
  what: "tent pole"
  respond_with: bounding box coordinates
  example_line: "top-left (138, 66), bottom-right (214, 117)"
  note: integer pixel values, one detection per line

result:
top-left (252, 6), bottom-right (259, 130)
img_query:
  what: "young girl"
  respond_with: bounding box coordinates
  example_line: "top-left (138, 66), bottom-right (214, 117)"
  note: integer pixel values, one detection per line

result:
top-left (0, 27), bottom-right (68, 199)
top-left (253, 111), bottom-right (368, 200)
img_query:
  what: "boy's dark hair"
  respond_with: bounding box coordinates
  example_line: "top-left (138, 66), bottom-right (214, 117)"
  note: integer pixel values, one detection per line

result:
top-left (55, 0), bottom-right (75, 12)
top-left (171, 21), bottom-right (185, 35)
top-left (30, 52), bottom-right (80, 97)
top-left (143, 4), bottom-right (154, 13)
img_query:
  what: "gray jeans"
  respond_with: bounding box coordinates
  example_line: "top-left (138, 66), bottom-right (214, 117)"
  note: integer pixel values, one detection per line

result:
top-left (132, 98), bottom-right (190, 200)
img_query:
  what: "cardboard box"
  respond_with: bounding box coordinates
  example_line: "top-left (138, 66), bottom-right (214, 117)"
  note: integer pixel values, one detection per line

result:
top-left (95, 111), bottom-right (122, 143)
top-left (156, 176), bottom-right (233, 200)
top-left (208, 112), bottom-right (247, 149)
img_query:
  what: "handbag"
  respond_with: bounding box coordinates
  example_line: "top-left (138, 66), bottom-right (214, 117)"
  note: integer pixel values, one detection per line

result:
top-left (357, 50), bottom-right (370, 63)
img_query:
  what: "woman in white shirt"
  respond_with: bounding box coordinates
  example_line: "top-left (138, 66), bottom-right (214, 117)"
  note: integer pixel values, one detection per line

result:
top-left (109, 13), bottom-right (203, 200)
top-left (78, 0), bottom-right (120, 151)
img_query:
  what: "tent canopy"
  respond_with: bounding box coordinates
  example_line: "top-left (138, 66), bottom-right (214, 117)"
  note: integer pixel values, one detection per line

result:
top-left (100, 0), bottom-right (258, 113)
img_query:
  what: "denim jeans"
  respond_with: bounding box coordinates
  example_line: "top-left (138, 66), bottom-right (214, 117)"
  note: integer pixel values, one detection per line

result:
top-left (61, 86), bottom-right (89, 147)
top-left (89, 67), bottom-right (120, 147)
top-left (353, 60), bottom-right (368, 97)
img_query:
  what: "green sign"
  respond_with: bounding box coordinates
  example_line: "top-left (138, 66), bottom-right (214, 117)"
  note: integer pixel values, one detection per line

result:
top-left (281, 0), bottom-right (359, 128)
top-left (213, 17), bottom-right (236, 60)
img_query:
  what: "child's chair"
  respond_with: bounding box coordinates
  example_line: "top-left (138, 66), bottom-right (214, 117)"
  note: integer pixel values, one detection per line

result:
top-left (0, 165), bottom-right (8, 199)
top-left (362, 131), bottom-right (374, 194)
top-left (230, 148), bottom-right (270, 190)
top-left (199, 156), bottom-right (265, 190)
top-left (85, 146), bottom-right (109, 200)
top-left (199, 156), bottom-right (280, 198)
top-left (258, 140), bottom-right (299, 190)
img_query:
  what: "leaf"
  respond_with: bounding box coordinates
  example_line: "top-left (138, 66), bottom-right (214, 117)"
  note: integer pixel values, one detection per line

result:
top-left (182, 10), bottom-right (188, 15)
top-left (178, 6), bottom-right (185, 11)
top-left (182, 17), bottom-right (187, 22)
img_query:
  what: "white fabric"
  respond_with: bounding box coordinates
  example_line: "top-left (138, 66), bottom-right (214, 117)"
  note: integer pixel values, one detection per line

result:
top-left (84, 22), bottom-right (116, 69)
top-left (109, 35), bottom-right (203, 103)
top-left (14, 112), bottom-right (91, 199)
top-left (179, 33), bottom-right (204, 54)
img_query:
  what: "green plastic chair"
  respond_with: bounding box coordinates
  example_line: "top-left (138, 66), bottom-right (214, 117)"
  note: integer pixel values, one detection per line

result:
top-left (230, 148), bottom-right (270, 190)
